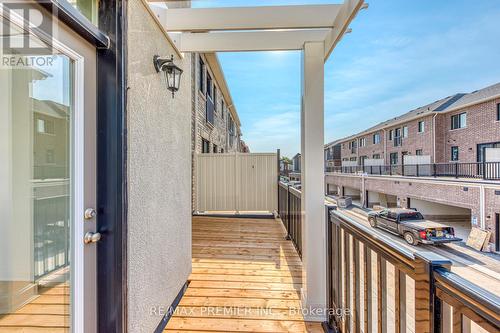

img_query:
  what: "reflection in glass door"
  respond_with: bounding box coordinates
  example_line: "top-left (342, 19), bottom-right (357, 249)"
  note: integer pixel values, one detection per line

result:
top-left (0, 16), bottom-right (73, 332)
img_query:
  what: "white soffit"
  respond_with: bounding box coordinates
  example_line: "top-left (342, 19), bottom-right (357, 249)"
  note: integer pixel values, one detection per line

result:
top-left (149, 1), bottom-right (365, 61)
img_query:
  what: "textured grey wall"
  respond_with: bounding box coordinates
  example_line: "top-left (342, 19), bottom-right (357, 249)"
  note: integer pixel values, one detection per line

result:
top-left (127, 1), bottom-right (192, 332)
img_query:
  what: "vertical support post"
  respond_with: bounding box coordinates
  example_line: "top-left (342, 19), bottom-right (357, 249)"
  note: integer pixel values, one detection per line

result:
top-left (277, 149), bottom-right (281, 214)
top-left (300, 41), bottom-right (326, 320)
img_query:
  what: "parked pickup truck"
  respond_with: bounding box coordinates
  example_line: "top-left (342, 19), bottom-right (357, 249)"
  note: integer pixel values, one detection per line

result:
top-left (367, 208), bottom-right (462, 245)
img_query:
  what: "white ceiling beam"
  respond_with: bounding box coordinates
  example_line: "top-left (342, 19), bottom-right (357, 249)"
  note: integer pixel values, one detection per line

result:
top-left (162, 5), bottom-right (341, 32)
top-left (171, 30), bottom-right (331, 53)
top-left (324, 0), bottom-right (365, 59)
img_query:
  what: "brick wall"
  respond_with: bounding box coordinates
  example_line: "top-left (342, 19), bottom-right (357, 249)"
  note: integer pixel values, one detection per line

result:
top-left (326, 173), bottom-right (500, 244)
top-left (436, 98), bottom-right (500, 163)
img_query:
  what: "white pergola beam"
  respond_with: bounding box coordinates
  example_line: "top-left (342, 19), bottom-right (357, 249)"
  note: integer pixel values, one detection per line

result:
top-left (324, 0), bottom-right (364, 58)
top-left (163, 5), bottom-right (341, 32)
top-left (171, 30), bottom-right (331, 53)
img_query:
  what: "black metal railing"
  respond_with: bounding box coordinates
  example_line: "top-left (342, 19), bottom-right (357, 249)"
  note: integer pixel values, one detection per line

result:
top-left (324, 206), bottom-right (500, 333)
top-left (325, 161), bottom-right (500, 180)
top-left (278, 181), bottom-right (302, 257)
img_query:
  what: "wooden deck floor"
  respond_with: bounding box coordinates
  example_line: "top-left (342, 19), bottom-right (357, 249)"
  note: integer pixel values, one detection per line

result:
top-left (165, 216), bottom-right (323, 333)
top-left (0, 283), bottom-right (70, 332)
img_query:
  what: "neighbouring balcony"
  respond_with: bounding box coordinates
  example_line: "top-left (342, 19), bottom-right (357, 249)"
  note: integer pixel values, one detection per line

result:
top-left (326, 162), bottom-right (500, 180)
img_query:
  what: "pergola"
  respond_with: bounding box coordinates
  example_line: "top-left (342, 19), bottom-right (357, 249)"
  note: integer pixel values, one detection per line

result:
top-left (149, 0), bottom-right (366, 321)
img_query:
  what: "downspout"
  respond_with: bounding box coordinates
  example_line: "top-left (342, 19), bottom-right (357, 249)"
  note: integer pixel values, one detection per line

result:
top-left (432, 113), bottom-right (438, 163)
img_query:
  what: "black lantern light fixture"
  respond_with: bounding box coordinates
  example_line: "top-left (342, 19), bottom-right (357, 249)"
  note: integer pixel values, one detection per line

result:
top-left (153, 55), bottom-right (183, 98)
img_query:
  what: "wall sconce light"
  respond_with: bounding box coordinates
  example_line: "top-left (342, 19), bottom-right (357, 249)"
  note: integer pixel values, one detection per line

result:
top-left (153, 55), bottom-right (183, 98)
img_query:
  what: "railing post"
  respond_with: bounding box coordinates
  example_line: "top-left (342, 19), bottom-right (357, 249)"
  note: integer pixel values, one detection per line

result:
top-left (416, 164), bottom-right (420, 177)
top-left (286, 184), bottom-right (291, 240)
top-left (454, 163), bottom-right (458, 178)
top-left (483, 160), bottom-right (487, 180)
top-left (433, 163), bottom-right (437, 177)
top-left (414, 253), bottom-right (453, 333)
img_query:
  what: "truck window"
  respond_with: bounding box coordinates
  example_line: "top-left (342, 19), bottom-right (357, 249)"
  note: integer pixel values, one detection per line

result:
top-left (399, 212), bottom-right (424, 221)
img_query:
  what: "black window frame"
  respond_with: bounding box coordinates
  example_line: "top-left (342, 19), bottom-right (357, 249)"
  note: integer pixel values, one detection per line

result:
top-left (390, 152), bottom-right (398, 165)
top-left (451, 146), bottom-right (459, 161)
top-left (416, 149), bottom-right (423, 156)
top-left (418, 121), bottom-right (425, 133)
top-left (202, 139), bottom-right (210, 153)
top-left (373, 132), bottom-right (380, 144)
top-left (497, 103), bottom-right (500, 121)
top-left (199, 57), bottom-right (205, 93)
top-left (206, 72), bottom-right (213, 100)
top-left (451, 112), bottom-right (466, 130)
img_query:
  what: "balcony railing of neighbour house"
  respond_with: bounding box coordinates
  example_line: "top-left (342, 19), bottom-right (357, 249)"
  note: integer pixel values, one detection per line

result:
top-left (324, 206), bottom-right (500, 333)
top-left (278, 181), bottom-right (302, 258)
top-left (326, 161), bottom-right (500, 180)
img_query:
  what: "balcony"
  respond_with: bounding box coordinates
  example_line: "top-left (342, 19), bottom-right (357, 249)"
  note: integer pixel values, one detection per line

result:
top-left (164, 215), bottom-right (322, 332)
top-left (326, 162), bottom-right (500, 180)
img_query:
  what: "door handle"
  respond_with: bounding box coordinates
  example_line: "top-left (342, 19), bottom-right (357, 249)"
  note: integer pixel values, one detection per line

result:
top-left (84, 231), bottom-right (101, 244)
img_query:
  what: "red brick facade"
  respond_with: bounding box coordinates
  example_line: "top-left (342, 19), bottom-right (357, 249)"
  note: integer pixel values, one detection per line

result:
top-left (337, 98), bottom-right (500, 165)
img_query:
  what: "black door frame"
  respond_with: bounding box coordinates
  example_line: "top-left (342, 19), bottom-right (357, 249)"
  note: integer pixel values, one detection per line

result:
top-left (39, 1), bottom-right (128, 331)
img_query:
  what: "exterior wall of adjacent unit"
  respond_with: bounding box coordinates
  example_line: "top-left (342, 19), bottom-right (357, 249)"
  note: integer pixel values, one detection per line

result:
top-left (193, 53), bottom-right (241, 154)
top-left (126, 1), bottom-right (192, 331)
top-left (435, 98), bottom-right (500, 163)
top-left (326, 173), bottom-right (500, 246)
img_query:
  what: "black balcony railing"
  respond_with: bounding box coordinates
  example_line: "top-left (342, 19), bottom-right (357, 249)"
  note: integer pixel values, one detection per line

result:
top-left (325, 161), bottom-right (500, 180)
top-left (278, 182), bottom-right (302, 258)
top-left (324, 206), bottom-right (500, 333)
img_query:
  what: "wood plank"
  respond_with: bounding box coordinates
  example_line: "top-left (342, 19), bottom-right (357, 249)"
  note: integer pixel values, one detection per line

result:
top-left (166, 216), bottom-right (311, 332)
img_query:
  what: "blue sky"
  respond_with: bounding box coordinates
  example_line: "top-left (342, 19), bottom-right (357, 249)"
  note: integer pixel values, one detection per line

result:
top-left (196, 0), bottom-right (500, 158)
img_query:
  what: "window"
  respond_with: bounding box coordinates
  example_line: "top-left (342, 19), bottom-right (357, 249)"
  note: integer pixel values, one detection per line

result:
top-left (373, 133), bottom-right (381, 144)
top-left (37, 118), bottom-right (54, 134)
top-left (418, 121), bottom-right (425, 133)
top-left (390, 152), bottom-right (398, 165)
top-left (206, 73), bottom-right (213, 99)
top-left (402, 126), bottom-right (408, 138)
top-left (451, 112), bottom-right (467, 129)
top-left (394, 128), bottom-right (402, 147)
top-left (389, 129), bottom-right (393, 140)
top-left (199, 57), bottom-right (204, 92)
top-left (213, 144), bottom-right (218, 153)
top-left (497, 103), bottom-right (500, 121)
top-left (221, 148), bottom-right (224, 153)
top-left (46, 149), bottom-right (55, 164)
top-left (221, 99), bottom-right (225, 120)
top-left (202, 139), bottom-right (210, 153)
top-left (214, 86), bottom-right (218, 112)
top-left (451, 146), bottom-right (459, 161)
top-left (416, 149), bottom-right (423, 156)
top-left (373, 153), bottom-right (381, 159)
top-left (359, 137), bottom-right (366, 147)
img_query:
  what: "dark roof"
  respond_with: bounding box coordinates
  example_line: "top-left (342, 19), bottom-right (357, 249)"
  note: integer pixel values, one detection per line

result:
top-left (330, 82), bottom-right (500, 144)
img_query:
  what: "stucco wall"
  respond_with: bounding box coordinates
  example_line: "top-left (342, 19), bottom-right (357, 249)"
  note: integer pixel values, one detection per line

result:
top-left (127, 1), bottom-right (192, 332)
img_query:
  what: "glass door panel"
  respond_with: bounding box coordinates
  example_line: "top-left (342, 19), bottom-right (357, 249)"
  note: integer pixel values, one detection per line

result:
top-left (0, 14), bottom-right (76, 333)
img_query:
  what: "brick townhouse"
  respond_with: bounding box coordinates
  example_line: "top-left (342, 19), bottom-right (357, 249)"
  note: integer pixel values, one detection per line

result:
top-left (325, 82), bottom-right (500, 251)
top-left (333, 83), bottom-right (500, 166)
top-left (192, 53), bottom-right (243, 155)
